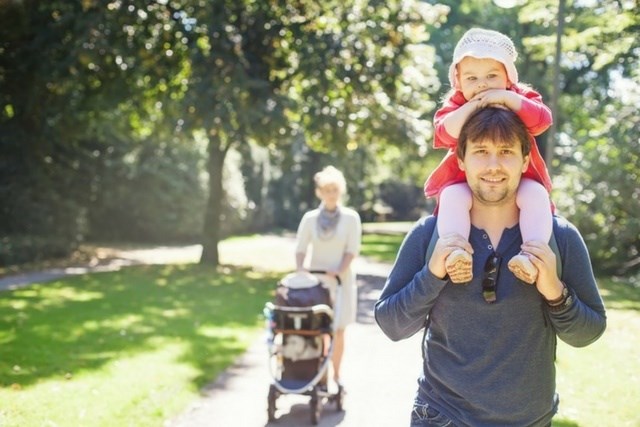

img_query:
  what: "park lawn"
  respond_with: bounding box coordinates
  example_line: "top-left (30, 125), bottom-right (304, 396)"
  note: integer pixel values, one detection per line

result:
top-left (553, 275), bottom-right (640, 427)
top-left (0, 233), bottom-right (637, 426)
top-left (361, 232), bottom-right (406, 263)
top-left (0, 264), bottom-right (280, 427)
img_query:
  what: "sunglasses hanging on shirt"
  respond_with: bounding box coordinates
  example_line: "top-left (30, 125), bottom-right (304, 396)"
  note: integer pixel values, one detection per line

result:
top-left (482, 253), bottom-right (501, 303)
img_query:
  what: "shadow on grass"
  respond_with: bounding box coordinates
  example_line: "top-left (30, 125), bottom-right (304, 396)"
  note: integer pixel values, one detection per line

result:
top-left (0, 264), bottom-right (279, 389)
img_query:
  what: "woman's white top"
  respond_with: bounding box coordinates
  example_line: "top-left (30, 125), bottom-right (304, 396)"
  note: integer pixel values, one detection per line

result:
top-left (295, 206), bottom-right (362, 327)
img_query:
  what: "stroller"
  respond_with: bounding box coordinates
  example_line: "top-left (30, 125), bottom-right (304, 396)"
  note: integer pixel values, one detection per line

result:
top-left (263, 270), bottom-right (344, 425)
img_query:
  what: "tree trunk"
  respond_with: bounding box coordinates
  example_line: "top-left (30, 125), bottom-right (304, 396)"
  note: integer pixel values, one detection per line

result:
top-left (200, 134), bottom-right (226, 266)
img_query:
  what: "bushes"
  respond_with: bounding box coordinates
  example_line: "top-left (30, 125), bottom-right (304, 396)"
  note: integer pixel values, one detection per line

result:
top-left (0, 162), bottom-right (85, 267)
top-left (86, 140), bottom-right (207, 244)
top-left (0, 235), bottom-right (76, 265)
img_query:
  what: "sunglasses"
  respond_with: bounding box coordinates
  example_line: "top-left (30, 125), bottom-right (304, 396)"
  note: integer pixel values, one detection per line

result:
top-left (482, 253), bottom-right (501, 303)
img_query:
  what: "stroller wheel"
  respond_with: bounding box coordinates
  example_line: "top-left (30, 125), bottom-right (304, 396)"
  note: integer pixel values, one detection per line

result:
top-left (310, 386), bottom-right (322, 425)
top-left (267, 384), bottom-right (278, 422)
top-left (335, 383), bottom-right (344, 411)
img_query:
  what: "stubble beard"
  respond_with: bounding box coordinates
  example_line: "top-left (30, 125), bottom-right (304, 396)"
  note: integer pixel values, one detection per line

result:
top-left (473, 185), bottom-right (517, 207)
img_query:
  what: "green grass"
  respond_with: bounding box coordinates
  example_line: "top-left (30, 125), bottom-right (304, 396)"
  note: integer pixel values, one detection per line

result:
top-left (360, 233), bottom-right (406, 263)
top-left (0, 264), bottom-right (279, 427)
top-left (0, 233), bottom-right (638, 426)
top-left (553, 276), bottom-right (640, 427)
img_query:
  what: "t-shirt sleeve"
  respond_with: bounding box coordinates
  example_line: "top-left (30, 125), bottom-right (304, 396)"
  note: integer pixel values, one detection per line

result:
top-left (295, 212), bottom-right (313, 254)
top-left (346, 210), bottom-right (362, 255)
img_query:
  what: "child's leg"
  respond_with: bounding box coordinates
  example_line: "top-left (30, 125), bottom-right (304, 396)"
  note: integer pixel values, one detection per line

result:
top-left (438, 183), bottom-right (473, 283)
top-left (516, 178), bottom-right (552, 243)
top-left (509, 178), bottom-right (552, 284)
top-left (437, 183), bottom-right (473, 240)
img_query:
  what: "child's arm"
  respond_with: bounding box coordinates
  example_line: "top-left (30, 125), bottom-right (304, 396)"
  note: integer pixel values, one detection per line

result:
top-left (477, 87), bottom-right (552, 136)
top-left (438, 100), bottom-right (483, 142)
top-left (433, 93), bottom-right (468, 149)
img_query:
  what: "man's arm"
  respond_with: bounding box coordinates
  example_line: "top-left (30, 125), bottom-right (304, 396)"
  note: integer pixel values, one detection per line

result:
top-left (374, 217), bottom-right (448, 341)
top-left (543, 218), bottom-right (607, 347)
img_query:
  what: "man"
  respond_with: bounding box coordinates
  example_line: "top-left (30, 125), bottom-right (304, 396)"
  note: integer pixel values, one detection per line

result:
top-left (374, 108), bottom-right (606, 426)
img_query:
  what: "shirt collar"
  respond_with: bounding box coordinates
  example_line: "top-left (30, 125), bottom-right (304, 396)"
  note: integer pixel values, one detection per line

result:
top-left (469, 224), bottom-right (522, 256)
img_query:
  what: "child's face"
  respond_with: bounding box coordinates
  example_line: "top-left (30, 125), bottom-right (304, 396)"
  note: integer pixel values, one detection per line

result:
top-left (455, 57), bottom-right (510, 101)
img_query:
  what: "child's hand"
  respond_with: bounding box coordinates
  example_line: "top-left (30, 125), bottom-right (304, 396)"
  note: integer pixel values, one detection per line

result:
top-left (473, 89), bottom-right (522, 111)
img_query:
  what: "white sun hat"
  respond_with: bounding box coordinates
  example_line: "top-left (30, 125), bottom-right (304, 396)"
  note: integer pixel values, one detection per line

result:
top-left (448, 28), bottom-right (519, 87)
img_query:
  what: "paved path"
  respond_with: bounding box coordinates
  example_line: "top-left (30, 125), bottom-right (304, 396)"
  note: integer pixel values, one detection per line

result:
top-left (1, 232), bottom-right (423, 427)
top-left (166, 271), bottom-right (422, 427)
top-left (164, 235), bottom-right (422, 427)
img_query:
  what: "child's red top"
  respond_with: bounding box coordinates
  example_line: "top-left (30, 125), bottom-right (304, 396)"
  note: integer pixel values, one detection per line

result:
top-left (424, 84), bottom-right (553, 199)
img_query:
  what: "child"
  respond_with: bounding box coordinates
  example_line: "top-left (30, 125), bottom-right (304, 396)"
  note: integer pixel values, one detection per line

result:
top-left (424, 28), bottom-right (554, 284)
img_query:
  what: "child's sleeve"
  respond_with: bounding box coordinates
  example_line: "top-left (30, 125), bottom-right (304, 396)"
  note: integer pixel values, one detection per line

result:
top-left (433, 97), bottom-right (464, 149)
top-left (514, 86), bottom-right (553, 136)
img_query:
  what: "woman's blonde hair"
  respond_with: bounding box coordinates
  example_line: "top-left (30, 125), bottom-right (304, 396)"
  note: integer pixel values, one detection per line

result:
top-left (314, 165), bottom-right (347, 194)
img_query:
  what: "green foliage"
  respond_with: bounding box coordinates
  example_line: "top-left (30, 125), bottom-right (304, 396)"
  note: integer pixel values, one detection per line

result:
top-left (554, 98), bottom-right (640, 274)
top-left (87, 139), bottom-right (207, 243)
top-left (378, 179), bottom-right (428, 220)
top-left (177, 0), bottom-right (448, 263)
top-left (0, 0), bottom-right (638, 274)
top-left (277, 0), bottom-right (442, 152)
top-left (0, 235), bottom-right (76, 266)
top-left (0, 1), bottom-right (191, 263)
top-left (419, 0), bottom-right (640, 274)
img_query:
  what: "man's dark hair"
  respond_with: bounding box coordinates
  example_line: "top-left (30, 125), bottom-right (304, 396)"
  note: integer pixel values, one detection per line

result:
top-left (456, 107), bottom-right (531, 159)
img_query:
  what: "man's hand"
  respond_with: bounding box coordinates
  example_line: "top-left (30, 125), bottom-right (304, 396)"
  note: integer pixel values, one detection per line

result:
top-left (520, 240), bottom-right (564, 300)
top-left (428, 233), bottom-right (474, 279)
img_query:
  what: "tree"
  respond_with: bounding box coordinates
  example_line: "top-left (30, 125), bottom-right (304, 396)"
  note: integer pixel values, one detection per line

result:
top-left (421, 0), bottom-right (640, 273)
top-left (176, 0), bottom-right (445, 265)
top-left (0, 1), bottom-right (194, 262)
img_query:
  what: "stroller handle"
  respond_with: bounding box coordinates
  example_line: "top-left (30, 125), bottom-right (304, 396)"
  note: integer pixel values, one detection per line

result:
top-left (308, 270), bottom-right (342, 286)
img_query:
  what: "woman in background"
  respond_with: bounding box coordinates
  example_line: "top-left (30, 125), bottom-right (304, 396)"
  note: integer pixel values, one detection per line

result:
top-left (295, 165), bottom-right (362, 390)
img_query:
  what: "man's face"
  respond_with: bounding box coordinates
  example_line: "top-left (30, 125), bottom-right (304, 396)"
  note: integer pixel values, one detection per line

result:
top-left (457, 137), bottom-right (530, 206)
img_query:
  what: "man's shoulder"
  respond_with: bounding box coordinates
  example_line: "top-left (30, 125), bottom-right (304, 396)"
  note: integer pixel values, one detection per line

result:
top-left (552, 214), bottom-right (583, 246)
top-left (410, 215), bottom-right (438, 235)
top-left (552, 214), bottom-right (578, 233)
